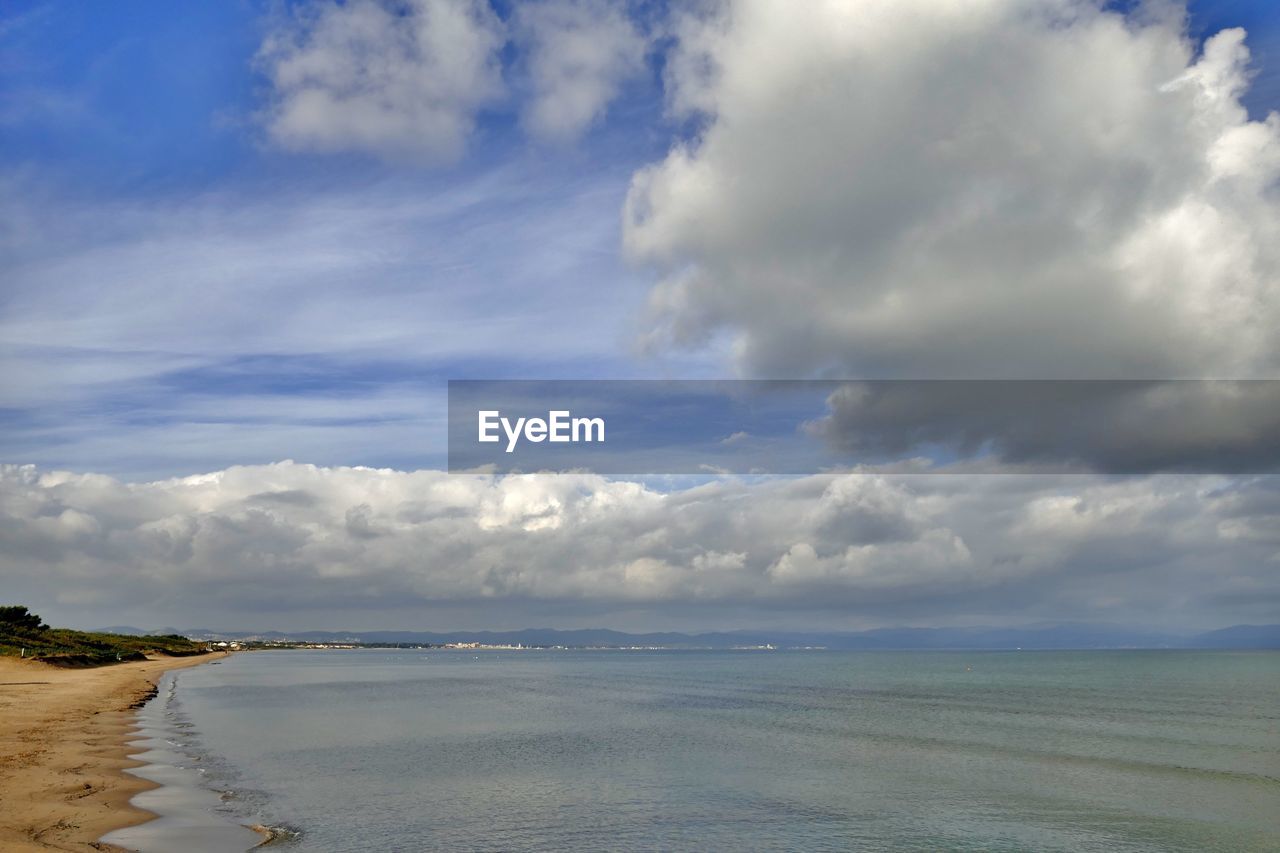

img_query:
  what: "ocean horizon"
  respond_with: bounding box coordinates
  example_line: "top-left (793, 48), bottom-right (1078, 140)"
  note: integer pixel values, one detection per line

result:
top-left (107, 648), bottom-right (1280, 852)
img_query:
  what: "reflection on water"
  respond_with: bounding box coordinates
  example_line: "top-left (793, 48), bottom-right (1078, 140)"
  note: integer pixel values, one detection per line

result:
top-left (142, 649), bottom-right (1280, 852)
top-left (100, 673), bottom-right (264, 853)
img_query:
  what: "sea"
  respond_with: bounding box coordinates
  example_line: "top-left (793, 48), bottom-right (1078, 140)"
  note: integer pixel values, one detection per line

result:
top-left (103, 648), bottom-right (1280, 852)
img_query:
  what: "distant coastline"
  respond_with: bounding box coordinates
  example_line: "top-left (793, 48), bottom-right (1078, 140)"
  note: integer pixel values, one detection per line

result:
top-left (98, 622), bottom-right (1280, 651)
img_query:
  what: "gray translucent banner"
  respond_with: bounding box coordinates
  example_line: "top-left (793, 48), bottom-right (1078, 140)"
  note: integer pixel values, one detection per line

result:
top-left (447, 380), bottom-right (1280, 475)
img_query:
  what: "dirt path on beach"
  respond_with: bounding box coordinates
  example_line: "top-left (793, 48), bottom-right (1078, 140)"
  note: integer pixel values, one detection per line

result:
top-left (0, 652), bottom-right (224, 852)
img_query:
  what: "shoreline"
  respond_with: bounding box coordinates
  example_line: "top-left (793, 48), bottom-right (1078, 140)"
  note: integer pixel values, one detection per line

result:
top-left (0, 652), bottom-right (228, 852)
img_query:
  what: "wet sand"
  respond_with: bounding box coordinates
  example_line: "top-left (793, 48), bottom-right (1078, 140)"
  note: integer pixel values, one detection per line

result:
top-left (0, 652), bottom-right (225, 852)
top-left (98, 669), bottom-right (265, 853)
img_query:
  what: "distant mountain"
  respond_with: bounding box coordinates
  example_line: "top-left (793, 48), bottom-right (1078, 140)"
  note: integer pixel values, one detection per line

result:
top-left (95, 625), bottom-right (214, 637)
top-left (1190, 624), bottom-right (1280, 649)
top-left (155, 623), bottom-right (1280, 650)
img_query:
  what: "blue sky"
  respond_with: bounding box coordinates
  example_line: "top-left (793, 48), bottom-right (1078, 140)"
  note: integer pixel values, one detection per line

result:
top-left (4, 1), bottom-right (1280, 632)
top-left (1, 1), bottom-right (691, 477)
top-left (3, 0), bottom-right (1279, 479)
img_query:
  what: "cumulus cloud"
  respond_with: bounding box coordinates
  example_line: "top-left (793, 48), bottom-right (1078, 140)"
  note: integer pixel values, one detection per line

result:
top-left (257, 0), bottom-right (505, 161)
top-left (2, 462), bottom-right (1276, 630)
top-left (623, 0), bottom-right (1280, 378)
top-left (514, 0), bottom-right (648, 142)
top-left (254, 0), bottom-right (651, 156)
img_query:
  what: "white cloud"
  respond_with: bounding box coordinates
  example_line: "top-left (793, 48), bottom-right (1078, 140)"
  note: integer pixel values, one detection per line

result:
top-left (257, 0), bottom-right (505, 162)
top-left (514, 0), bottom-right (648, 143)
top-left (624, 1), bottom-right (1280, 378)
top-left (2, 462), bottom-right (1276, 630)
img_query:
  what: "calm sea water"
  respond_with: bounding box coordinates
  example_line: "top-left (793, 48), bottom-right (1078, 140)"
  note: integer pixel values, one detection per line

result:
top-left (150, 649), bottom-right (1278, 852)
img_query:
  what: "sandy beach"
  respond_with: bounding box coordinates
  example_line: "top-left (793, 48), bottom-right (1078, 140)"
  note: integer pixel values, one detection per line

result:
top-left (0, 652), bottom-right (223, 852)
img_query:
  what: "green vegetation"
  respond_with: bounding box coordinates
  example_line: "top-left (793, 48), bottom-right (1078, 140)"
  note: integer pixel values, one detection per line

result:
top-left (0, 605), bottom-right (206, 666)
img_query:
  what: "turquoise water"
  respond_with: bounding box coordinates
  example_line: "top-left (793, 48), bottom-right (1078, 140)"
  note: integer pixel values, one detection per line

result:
top-left (160, 649), bottom-right (1279, 851)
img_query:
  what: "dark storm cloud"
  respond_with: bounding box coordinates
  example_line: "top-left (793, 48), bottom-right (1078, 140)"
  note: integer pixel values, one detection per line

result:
top-left (810, 380), bottom-right (1280, 474)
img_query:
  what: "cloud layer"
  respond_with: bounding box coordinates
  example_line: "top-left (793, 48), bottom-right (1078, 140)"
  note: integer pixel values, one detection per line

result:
top-left (3, 462), bottom-right (1276, 631)
top-left (624, 0), bottom-right (1280, 378)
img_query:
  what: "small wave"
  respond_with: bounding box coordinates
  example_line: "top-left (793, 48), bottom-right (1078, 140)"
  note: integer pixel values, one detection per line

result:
top-left (250, 823), bottom-right (303, 847)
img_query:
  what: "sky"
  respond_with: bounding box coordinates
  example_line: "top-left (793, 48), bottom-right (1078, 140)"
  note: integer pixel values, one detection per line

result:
top-left (2, 0), bottom-right (1279, 633)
